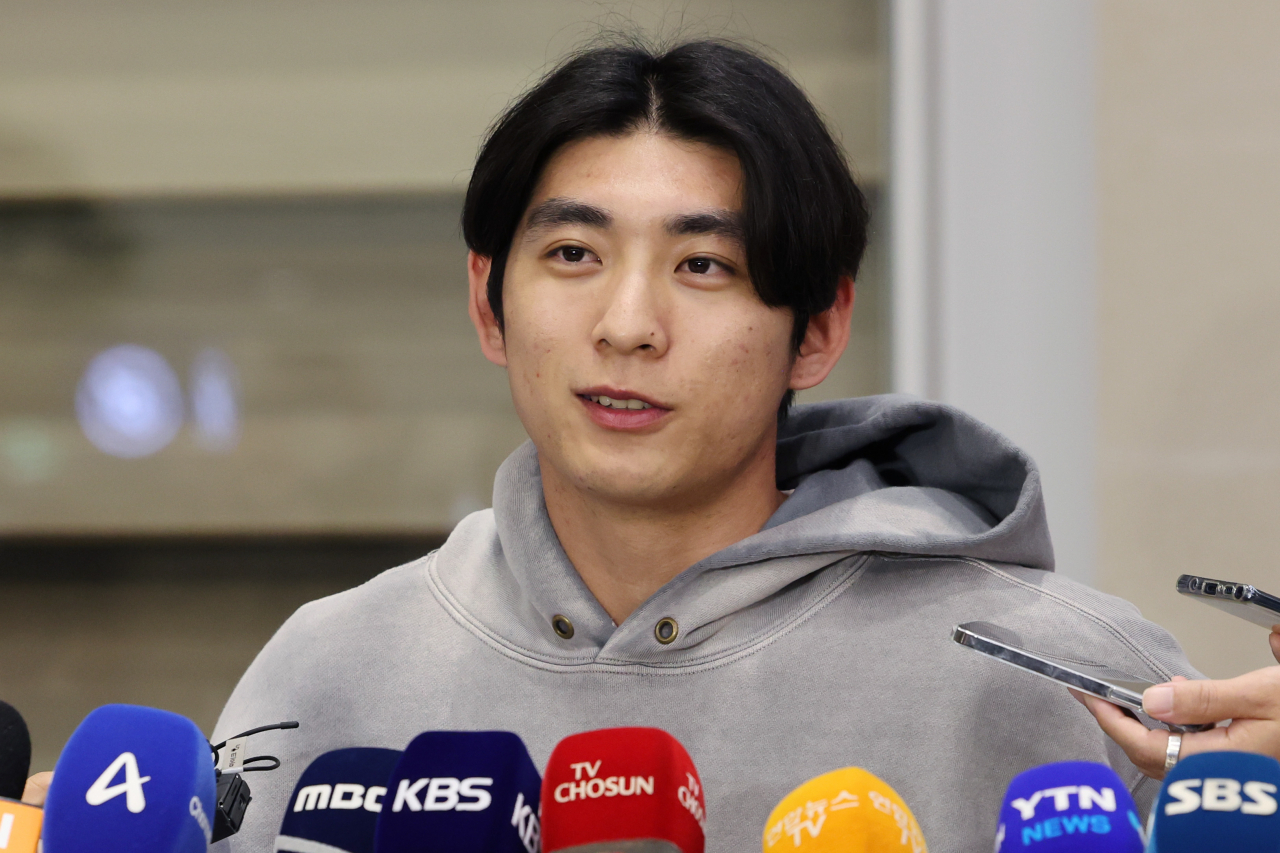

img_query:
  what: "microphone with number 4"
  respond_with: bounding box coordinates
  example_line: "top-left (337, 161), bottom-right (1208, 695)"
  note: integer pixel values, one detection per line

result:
top-left (541, 726), bottom-right (707, 853)
top-left (276, 747), bottom-right (403, 853)
top-left (373, 730), bottom-right (542, 853)
top-left (993, 761), bottom-right (1143, 852)
top-left (1148, 750), bottom-right (1280, 853)
top-left (41, 704), bottom-right (216, 853)
top-left (0, 701), bottom-right (41, 853)
top-left (762, 767), bottom-right (927, 853)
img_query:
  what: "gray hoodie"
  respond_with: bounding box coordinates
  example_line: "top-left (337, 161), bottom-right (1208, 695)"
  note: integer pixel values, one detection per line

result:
top-left (212, 395), bottom-right (1198, 853)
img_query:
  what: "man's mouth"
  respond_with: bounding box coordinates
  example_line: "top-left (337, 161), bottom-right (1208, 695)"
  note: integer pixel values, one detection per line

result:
top-left (582, 394), bottom-right (654, 410)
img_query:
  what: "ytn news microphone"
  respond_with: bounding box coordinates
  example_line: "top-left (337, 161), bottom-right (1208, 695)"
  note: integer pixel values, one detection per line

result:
top-left (41, 704), bottom-right (216, 853)
top-left (994, 761), bottom-right (1143, 852)
top-left (374, 730), bottom-right (541, 853)
top-left (276, 747), bottom-right (403, 853)
top-left (762, 767), bottom-right (927, 853)
top-left (1148, 750), bottom-right (1280, 853)
top-left (0, 701), bottom-right (41, 853)
top-left (541, 726), bottom-right (707, 853)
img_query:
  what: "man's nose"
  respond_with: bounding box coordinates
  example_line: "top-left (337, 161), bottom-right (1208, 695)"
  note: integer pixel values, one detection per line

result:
top-left (591, 264), bottom-right (669, 356)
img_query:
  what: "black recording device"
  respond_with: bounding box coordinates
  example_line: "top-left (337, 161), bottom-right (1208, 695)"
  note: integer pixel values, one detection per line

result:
top-left (209, 720), bottom-right (298, 842)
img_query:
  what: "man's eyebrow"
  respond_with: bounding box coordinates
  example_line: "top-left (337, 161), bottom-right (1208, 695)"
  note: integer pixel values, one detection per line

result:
top-left (522, 198), bottom-right (612, 235)
top-left (665, 209), bottom-right (745, 243)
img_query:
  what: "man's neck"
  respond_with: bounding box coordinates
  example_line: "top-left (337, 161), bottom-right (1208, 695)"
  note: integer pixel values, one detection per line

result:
top-left (539, 450), bottom-right (786, 625)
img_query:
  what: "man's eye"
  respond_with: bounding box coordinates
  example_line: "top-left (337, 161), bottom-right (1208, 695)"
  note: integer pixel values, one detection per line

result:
top-left (554, 246), bottom-right (590, 263)
top-left (681, 257), bottom-right (726, 275)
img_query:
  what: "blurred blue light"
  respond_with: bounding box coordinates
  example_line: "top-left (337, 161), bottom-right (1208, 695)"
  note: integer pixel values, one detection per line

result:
top-left (191, 348), bottom-right (240, 452)
top-left (76, 345), bottom-right (184, 458)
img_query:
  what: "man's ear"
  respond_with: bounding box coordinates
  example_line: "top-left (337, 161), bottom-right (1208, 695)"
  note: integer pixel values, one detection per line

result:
top-left (789, 276), bottom-right (854, 392)
top-left (467, 251), bottom-right (507, 367)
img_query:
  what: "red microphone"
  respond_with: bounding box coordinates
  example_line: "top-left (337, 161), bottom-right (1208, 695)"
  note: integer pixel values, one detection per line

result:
top-left (540, 727), bottom-right (707, 853)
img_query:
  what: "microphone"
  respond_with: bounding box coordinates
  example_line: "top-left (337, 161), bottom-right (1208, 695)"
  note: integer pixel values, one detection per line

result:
top-left (762, 767), bottom-right (926, 853)
top-left (994, 761), bottom-right (1143, 852)
top-left (541, 726), bottom-right (707, 853)
top-left (0, 700), bottom-right (41, 853)
top-left (276, 747), bottom-right (403, 853)
top-left (374, 730), bottom-right (542, 853)
top-left (41, 704), bottom-right (216, 853)
top-left (1149, 750), bottom-right (1280, 852)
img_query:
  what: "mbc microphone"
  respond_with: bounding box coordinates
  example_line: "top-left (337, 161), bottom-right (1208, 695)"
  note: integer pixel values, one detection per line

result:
top-left (374, 730), bottom-right (541, 853)
top-left (276, 747), bottom-right (403, 853)
top-left (41, 704), bottom-right (216, 853)
top-left (1148, 750), bottom-right (1280, 852)
top-left (993, 761), bottom-right (1143, 852)
top-left (0, 701), bottom-right (41, 853)
top-left (762, 767), bottom-right (926, 853)
top-left (541, 726), bottom-right (707, 853)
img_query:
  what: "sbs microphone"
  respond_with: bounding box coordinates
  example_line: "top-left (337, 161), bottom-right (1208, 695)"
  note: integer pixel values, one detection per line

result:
top-left (42, 704), bottom-right (216, 853)
top-left (541, 726), bottom-right (707, 853)
top-left (1149, 750), bottom-right (1280, 853)
top-left (0, 699), bottom-right (41, 853)
top-left (994, 761), bottom-right (1143, 852)
top-left (374, 730), bottom-right (541, 853)
top-left (762, 767), bottom-right (926, 853)
top-left (276, 747), bottom-right (403, 853)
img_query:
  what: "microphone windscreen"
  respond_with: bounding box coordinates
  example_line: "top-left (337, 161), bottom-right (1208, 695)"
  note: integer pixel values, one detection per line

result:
top-left (762, 767), bottom-right (926, 853)
top-left (541, 726), bottom-right (706, 853)
top-left (0, 701), bottom-right (31, 801)
top-left (277, 747), bottom-right (403, 853)
top-left (374, 730), bottom-right (541, 853)
top-left (1150, 750), bottom-right (1280, 853)
top-left (994, 761), bottom-right (1143, 852)
top-left (42, 704), bottom-right (216, 853)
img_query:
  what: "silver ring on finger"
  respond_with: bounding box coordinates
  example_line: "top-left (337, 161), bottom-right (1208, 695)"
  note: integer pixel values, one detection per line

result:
top-left (1164, 731), bottom-right (1183, 773)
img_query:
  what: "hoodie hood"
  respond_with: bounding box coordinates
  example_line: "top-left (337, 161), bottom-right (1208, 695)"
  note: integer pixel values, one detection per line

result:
top-left (430, 394), bottom-right (1054, 667)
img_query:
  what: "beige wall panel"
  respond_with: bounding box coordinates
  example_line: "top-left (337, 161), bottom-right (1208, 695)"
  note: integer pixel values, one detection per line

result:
top-left (1098, 0), bottom-right (1280, 677)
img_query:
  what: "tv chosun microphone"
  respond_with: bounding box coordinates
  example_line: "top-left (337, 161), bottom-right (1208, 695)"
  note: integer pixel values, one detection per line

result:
top-left (994, 761), bottom-right (1143, 852)
top-left (276, 747), bottom-right (403, 853)
top-left (762, 767), bottom-right (926, 853)
top-left (541, 726), bottom-right (707, 853)
top-left (0, 699), bottom-right (41, 853)
top-left (41, 704), bottom-right (216, 853)
top-left (1149, 750), bottom-right (1280, 853)
top-left (374, 730), bottom-right (542, 853)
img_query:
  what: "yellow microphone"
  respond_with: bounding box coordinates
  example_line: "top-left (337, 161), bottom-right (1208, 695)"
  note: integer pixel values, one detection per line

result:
top-left (762, 767), bottom-right (927, 853)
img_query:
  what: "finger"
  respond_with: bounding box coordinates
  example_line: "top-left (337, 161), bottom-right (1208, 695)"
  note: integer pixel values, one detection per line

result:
top-left (1271, 631), bottom-right (1280, 664)
top-left (1143, 668), bottom-right (1280, 725)
top-left (1073, 690), bottom-right (1170, 778)
top-left (22, 771), bottom-right (52, 806)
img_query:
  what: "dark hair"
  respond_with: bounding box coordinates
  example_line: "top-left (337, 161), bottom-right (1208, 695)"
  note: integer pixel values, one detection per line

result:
top-left (462, 38), bottom-right (869, 413)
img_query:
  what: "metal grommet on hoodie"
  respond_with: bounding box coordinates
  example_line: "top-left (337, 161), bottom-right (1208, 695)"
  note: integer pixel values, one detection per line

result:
top-left (551, 614), bottom-right (575, 640)
top-left (654, 617), bottom-right (679, 645)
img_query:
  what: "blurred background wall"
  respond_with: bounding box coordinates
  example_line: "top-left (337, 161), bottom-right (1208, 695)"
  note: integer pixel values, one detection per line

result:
top-left (2, 0), bottom-right (1278, 773)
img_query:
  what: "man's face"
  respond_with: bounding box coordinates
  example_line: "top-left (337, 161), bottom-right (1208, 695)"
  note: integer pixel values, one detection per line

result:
top-left (483, 131), bottom-right (798, 508)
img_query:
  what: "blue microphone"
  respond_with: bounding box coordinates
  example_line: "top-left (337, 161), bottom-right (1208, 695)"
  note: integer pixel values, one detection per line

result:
top-left (995, 761), bottom-right (1144, 852)
top-left (374, 731), bottom-right (541, 853)
top-left (42, 704), bottom-right (216, 853)
top-left (276, 748), bottom-right (403, 853)
top-left (1149, 751), bottom-right (1280, 853)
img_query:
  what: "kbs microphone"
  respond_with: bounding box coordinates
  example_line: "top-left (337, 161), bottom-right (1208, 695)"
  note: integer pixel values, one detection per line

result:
top-left (276, 747), bottom-right (403, 853)
top-left (41, 704), bottom-right (216, 853)
top-left (762, 767), bottom-right (926, 853)
top-left (0, 701), bottom-right (41, 853)
top-left (1148, 750), bottom-right (1280, 853)
top-left (993, 761), bottom-right (1143, 852)
top-left (374, 730), bottom-right (541, 853)
top-left (541, 726), bottom-right (706, 853)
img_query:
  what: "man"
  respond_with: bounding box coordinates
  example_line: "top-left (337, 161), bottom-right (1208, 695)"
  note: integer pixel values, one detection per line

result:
top-left (212, 40), bottom-right (1280, 852)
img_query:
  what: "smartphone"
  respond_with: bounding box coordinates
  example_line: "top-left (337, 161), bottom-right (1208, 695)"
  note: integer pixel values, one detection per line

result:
top-left (951, 620), bottom-right (1214, 733)
top-left (1176, 575), bottom-right (1280, 631)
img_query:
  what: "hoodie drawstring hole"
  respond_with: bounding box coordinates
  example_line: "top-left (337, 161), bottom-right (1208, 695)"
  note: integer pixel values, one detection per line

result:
top-left (655, 617), bottom-right (679, 644)
top-left (552, 614), bottom-right (575, 640)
